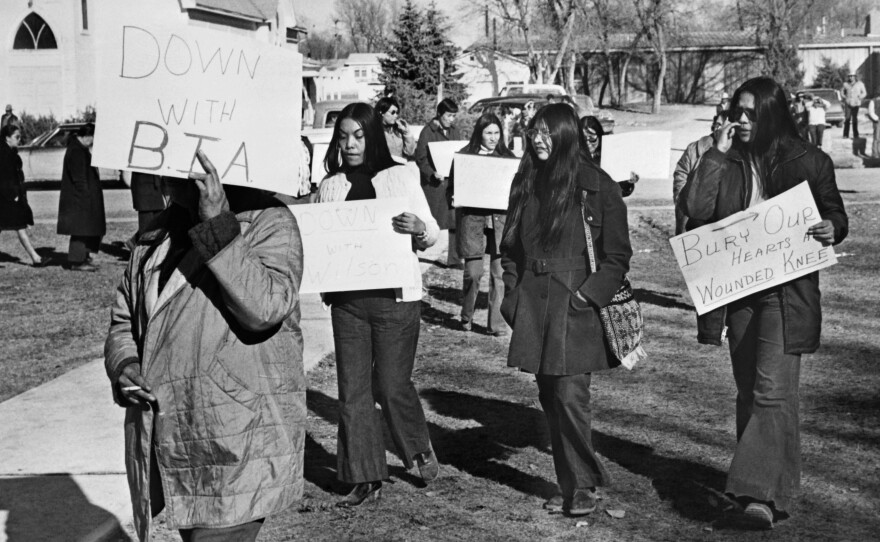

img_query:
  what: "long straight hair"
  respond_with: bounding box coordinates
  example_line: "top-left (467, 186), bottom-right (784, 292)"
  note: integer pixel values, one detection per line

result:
top-left (323, 102), bottom-right (397, 176)
top-left (464, 113), bottom-right (515, 157)
top-left (729, 76), bottom-right (801, 195)
top-left (503, 103), bottom-right (586, 252)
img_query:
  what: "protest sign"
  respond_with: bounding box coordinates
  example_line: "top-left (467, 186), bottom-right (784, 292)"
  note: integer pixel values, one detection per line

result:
top-left (670, 182), bottom-right (837, 315)
top-left (288, 198), bottom-right (416, 294)
top-left (452, 154), bottom-right (520, 210)
top-left (601, 131), bottom-right (671, 181)
top-left (428, 141), bottom-right (467, 177)
top-left (92, 2), bottom-right (303, 195)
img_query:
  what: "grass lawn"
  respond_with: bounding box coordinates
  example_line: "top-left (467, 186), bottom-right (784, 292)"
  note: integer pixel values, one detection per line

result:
top-left (131, 200), bottom-right (879, 541)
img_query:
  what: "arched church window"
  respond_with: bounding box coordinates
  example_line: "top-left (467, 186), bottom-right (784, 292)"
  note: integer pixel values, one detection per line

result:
top-left (13, 13), bottom-right (58, 50)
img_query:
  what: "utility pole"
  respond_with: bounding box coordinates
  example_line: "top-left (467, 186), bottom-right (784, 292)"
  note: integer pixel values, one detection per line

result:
top-left (438, 57), bottom-right (444, 102)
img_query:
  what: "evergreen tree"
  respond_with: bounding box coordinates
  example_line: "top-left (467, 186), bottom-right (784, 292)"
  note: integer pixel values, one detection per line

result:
top-left (379, 0), bottom-right (467, 123)
top-left (811, 57), bottom-right (851, 90)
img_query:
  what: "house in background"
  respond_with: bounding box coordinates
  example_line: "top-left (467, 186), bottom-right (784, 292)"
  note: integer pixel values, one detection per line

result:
top-left (0, 0), bottom-right (306, 120)
top-left (455, 47), bottom-right (531, 103)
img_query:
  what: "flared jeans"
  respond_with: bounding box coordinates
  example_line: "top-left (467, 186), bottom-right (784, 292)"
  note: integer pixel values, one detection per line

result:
top-left (725, 291), bottom-right (801, 511)
top-left (330, 292), bottom-right (432, 484)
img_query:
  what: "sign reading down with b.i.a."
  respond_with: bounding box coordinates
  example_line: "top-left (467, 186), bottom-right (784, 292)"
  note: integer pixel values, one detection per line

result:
top-left (670, 182), bottom-right (838, 315)
top-left (91, 1), bottom-right (302, 196)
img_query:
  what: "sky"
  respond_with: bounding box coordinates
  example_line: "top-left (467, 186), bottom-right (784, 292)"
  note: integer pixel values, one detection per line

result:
top-left (292, 0), bottom-right (483, 49)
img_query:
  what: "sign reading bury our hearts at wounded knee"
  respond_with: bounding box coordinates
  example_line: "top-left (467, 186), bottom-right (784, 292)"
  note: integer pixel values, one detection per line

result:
top-left (288, 199), bottom-right (417, 294)
top-left (670, 182), bottom-right (837, 315)
top-left (92, 3), bottom-right (302, 195)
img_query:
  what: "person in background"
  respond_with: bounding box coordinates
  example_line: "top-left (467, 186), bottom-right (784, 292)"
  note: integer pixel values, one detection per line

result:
top-left (58, 122), bottom-right (105, 272)
top-left (316, 103), bottom-right (441, 507)
top-left (450, 113), bottom-right (516, 336)
top-left (376, 96), bottom-right (416, 161)
top-left (680, 76), bottom-right (847, 530)
top-left (672, 112), bottom-right (727, 234)
top-left (0, 124), bottom-right (48, 266)
top-left (579, 116), bottom-right (638, 198)
top-left (130, 173), bottom-right (166, 239)
top-left (867, 93), bottom-right (880, 158)
top-left (789, 91), bottom-right (809, 140)
top-left (105, 150), bottom-right (305, 542)
top-left (716, 92), bottom-right (730, 116)
top-left (806, 94), bottom-right (831, 149)
top-left (841, 72), bottom-right (866, 139)
top-left (1, 104), bottom-right (19, 128)
top-left (501, 103), bottom-right (632, 518)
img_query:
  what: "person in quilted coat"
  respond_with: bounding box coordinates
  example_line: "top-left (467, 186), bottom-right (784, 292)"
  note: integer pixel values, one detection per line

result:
top-left (104, 150), bottom-right (305, 542)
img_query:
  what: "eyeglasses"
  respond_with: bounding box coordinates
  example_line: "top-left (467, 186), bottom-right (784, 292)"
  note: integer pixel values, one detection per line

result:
top-left (584, 131), bottom-right (599, 143)
top-left (525, 128), bottom-right (552, 140)
top-left (730, 107), bottom-right (757, 122)
top-left (387, 109), bottom-right (399, 116)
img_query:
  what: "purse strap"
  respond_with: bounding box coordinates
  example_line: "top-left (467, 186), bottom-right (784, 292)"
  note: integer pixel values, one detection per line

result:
top-left (579, 191), bottom-right (598, 274)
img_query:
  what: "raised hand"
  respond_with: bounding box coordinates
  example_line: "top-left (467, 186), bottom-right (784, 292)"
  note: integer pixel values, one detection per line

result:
top-left (189, 149), bottom-right (230, 222)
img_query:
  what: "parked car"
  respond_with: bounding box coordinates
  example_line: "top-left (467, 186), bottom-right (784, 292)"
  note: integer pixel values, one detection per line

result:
top-left (20, 123), bottom-right (124, 184)
top-left (309, 100), bottom-right (352, 129)
top-left (798, 88), bottom-right (845, 127)
top-left (499, 83), bottom-right (568, 97)
top-left (468, 94), bottom-right (615, 134)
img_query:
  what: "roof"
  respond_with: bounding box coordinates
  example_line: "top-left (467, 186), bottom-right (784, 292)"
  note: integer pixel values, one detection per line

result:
top-left (344, 53), bottom-right (387, 65)
top-left (192, 0), bottom-right (278, 21)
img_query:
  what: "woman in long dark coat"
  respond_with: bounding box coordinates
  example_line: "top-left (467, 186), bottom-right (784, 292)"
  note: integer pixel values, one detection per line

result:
top-left (0, 124), bottom-right (46, 266)
top-left (500, 104), bottom-right (632, 517)
top-left (57, 122), bottom-right (105, 271)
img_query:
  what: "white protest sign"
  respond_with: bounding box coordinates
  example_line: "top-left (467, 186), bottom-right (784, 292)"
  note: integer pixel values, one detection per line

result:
top-left (288, 198), bottom-right (416, 294)
top-left (428, 141), bottom-right (467, 177)
top-left (601, 131), bottom-right (671, 181)
top-left (92, 2), bottom-right (303, 195)
top-left (670, 182), bottom-right (837, 315)
top-left (452, 154), bottom-right (520, 210)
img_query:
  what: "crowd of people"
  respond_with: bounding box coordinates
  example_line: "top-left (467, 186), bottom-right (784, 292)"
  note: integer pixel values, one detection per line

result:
top-left (0, 73), bottom-right (854, 539)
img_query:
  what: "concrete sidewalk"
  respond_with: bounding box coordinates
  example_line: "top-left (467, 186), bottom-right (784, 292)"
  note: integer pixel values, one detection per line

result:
top-left (0, 294), bottom-right (332, 542)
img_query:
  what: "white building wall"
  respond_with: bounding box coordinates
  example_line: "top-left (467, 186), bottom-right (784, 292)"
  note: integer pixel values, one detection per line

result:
top-left (455, 52), bottom-right (531, 102)
top-left (799, 46), bottom-right (876, 87)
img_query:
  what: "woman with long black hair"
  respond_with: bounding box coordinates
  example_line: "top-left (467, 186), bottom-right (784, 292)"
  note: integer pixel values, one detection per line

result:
top-left (316, 102), bottom-right (441, 507)
top-left (0, 124), bottom-right (47, 266)
top-left (500, 104), bottom-right (632, 516)
top-left (452, 113), bottom-right (516, 335)
top-left (681, 76), bottom-right (847, 529)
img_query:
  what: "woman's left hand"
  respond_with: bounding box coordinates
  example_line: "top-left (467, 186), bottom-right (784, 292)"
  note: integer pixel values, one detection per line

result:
top-left (392, 212), bottom-right (426, 235)
top-left (807, 219), bottom-right (835, 246)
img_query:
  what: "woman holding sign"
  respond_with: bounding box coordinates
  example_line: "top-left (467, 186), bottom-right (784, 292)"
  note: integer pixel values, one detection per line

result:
top-left (501, 104), bottom-right (632, 517)
top-left (681, 76), bottom-right (848, 529)
top-left (451, 112), bottom-right (517, 335)
top-left (316, 102), bottom-right (441, 507)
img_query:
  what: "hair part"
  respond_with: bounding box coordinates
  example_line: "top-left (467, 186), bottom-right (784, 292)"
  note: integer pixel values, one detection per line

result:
top-left (503, 104), bottom-right (586, 252)
top-left (323, 102), bottom-right (397, 177)
top-left (437, 98), bottom-right (459, 116)
top-left (465, 113), bottom-right (515, 157)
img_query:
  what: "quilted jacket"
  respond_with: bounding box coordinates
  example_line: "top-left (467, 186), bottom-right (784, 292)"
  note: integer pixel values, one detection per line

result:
top-left (104, 205), bottom-right (305, 541)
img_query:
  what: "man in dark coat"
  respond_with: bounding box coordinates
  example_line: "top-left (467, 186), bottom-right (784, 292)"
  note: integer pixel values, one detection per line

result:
top-left (58, 123), bottom-right (105, 271)
top-left (414, 98), bottom-right (461, 231)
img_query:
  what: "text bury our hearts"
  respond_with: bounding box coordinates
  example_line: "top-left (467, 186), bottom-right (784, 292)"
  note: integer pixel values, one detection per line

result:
top-left (670, 182), bottom-right (837, 314)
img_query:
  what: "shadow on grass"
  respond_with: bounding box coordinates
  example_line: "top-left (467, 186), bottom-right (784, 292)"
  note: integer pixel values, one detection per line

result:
top-left (634, 288), bottom-right (694, 311)
top-left (100, 240), bottom-right (131, 261)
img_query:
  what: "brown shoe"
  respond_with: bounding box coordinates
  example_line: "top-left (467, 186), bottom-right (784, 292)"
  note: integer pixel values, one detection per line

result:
top-left (336, 481), bottom-right (382, 508)
top-left (566, 488), bottom-right (597, 516)
top-left (543, 494), bottom-right (564, 512)
top-left (743, 502), bottom-right (774, 530)
top-left (414, 447), bottom-right (440, 482)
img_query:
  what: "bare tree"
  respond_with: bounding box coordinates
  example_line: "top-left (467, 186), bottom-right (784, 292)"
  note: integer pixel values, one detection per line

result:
top-left (334, 0), bottom-right (396, 53)
top-left (634, 0), bottom-right (672, 113)
top-left (735, 0), bottom-right (815, 89)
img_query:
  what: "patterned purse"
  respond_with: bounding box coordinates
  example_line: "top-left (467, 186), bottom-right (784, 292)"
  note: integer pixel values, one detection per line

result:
top-left (580, 196), bottom-right (647, 369)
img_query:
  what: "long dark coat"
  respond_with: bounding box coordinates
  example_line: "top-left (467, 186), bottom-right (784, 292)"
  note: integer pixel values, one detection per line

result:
top-left (57, 137), bottom-right (105, 237)
top-left (0, 140), bottom-right (34, 230)
top-left (414, 118), bottom-right (461, 229)
top-left (500, 160), bottom-right (632, 375)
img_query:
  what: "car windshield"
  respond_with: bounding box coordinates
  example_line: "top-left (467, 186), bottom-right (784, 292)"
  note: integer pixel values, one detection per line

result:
top-left (44, 130), bottom-right (70, 147)
top-left (810, 90), bottom-right (838, 102)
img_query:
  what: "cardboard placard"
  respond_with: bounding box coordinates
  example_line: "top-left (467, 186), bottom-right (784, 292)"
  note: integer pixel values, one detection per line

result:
top-left (288, 198), bottom-right (416, 294)
top-left (428, 140), bottom-right (467, 177)
top-left (92, 2), bottom-right (303, 195)
top-left (670, 182), bottom-right (837, 314)
top-left (452, 153), bottom-right (520, 210)
top-left (601, 131), bottom-right (671, 181)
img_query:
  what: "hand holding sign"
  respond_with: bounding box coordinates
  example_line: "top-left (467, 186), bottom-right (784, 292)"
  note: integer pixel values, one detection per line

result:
top-left (806, 219), bottom-right (835, 245)
top-left (189, 150), bottom-right (231, 222)
top-left (392, 212), bottom-right (426, 235)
